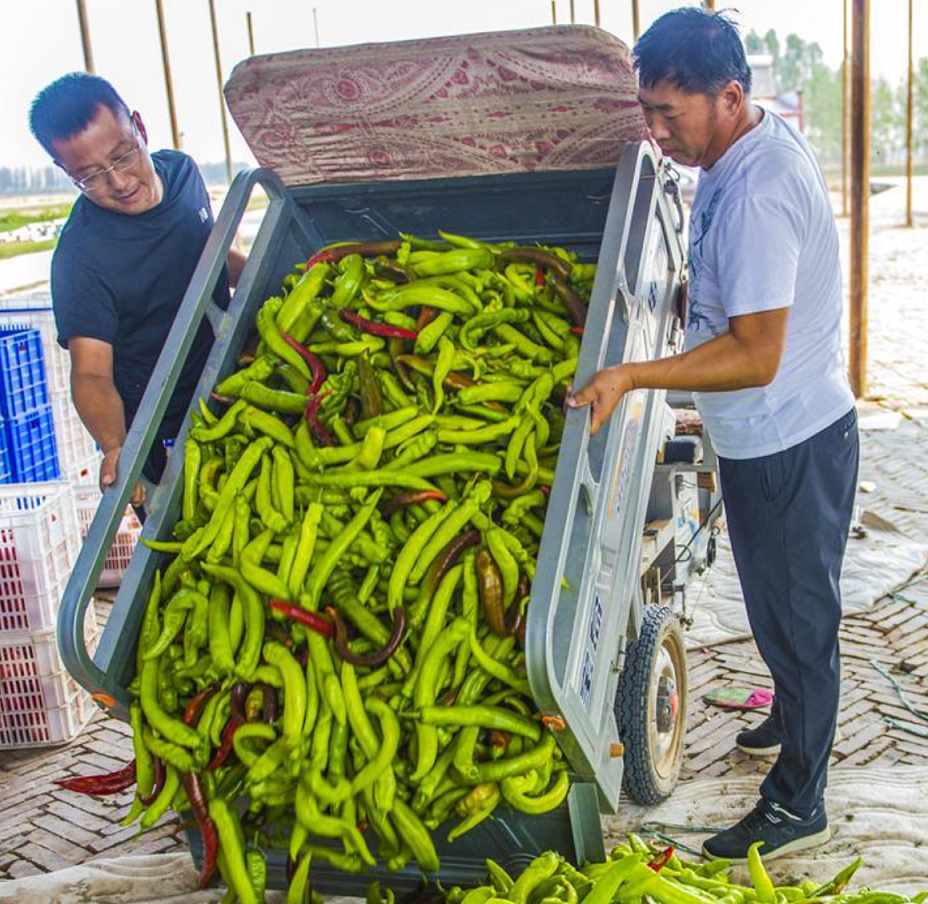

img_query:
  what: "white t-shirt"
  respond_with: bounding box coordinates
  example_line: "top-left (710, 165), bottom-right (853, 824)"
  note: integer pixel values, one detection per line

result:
top-left (684, 108), bottom-right (855, 460)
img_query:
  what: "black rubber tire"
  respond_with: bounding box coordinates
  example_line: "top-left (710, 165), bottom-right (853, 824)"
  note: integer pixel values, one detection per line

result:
top-left (615, 605), bottom-right (688, 806)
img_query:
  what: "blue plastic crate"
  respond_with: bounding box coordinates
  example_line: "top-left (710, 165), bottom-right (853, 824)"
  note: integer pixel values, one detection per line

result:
top-left (0, 327), bottom-right (49, 420)
top-left (5, 405), bottom-right (60, 482)
top-left (0, 418), bottom-right (10, 484)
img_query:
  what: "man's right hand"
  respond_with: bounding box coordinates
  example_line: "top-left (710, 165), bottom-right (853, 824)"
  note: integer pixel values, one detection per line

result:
top-left (100, 446), bottom-right (146, 508)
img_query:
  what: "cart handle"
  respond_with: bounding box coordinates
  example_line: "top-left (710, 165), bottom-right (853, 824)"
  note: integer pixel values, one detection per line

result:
top-left (56, 167), bottom-right (316, 716)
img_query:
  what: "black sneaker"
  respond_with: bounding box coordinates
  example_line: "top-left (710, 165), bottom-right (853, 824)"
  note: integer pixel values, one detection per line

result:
top-left (736, 713), bottom-right (781, 757)
top-left (702, 799), bottom-right (831, 862)
top-left (736, 715), bottom-right (842, 758)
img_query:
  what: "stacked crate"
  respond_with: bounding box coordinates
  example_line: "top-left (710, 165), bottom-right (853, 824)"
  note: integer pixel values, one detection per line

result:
top-left (0, 326), bottom-right (60, 483)
top-left (0, 299), bottom-right (140, 589)
top-left (0, 482), bottom-right (98, 748)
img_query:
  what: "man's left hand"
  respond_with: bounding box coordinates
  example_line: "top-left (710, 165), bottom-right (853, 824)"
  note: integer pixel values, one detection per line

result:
top-left (567, 364), bottom-right (636, 435)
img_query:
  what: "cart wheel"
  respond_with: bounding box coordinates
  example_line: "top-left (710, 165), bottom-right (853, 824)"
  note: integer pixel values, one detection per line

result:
top-left (615, 605), bottom-right (688, 805)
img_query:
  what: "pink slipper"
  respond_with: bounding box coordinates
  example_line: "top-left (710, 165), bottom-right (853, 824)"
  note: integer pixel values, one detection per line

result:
top-left (704, 688), bottom-right (774, 710)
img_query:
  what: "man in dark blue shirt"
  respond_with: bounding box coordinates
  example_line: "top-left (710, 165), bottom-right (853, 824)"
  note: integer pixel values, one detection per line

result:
top-left (29, 73), bottom-right (244, 505)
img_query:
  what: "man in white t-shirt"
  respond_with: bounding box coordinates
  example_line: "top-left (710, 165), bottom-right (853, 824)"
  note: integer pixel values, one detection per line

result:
top-left (571, 8), bottom-right (858, 862)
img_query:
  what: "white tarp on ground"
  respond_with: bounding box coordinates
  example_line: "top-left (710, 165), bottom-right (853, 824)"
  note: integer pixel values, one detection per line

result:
top-left (685, 511), bottom-right (928, 648)
top-left (3, 768), bottom-right (926, 901)
top-left (605, 766), bottom-right (928, 896)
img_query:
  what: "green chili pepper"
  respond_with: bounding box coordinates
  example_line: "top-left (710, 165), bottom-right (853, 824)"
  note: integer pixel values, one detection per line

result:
top-left (409, 482), bottom-right (491, 585)
top-left (209, 798), bottom-right (259, 904)
top-left (139, 763), bottom-right (180, 830)
top-left (277, 262), bottom-right (331, 333)
top-left (437, 417), bottom-right (520, 446)
top-left (190, 399), bottom-right (247, 444)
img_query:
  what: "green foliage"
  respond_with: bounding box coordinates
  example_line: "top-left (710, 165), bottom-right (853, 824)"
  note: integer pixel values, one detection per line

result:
top-left (751, 28), bottom-right (925, 169)
top-left (0, 238), bottom-right (57, 261)
top-left (0, 203), bottom-right (72, 235)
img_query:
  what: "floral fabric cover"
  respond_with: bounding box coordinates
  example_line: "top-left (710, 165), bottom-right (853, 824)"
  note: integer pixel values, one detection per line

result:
top-left (224, 25), bottom-right (646, 186)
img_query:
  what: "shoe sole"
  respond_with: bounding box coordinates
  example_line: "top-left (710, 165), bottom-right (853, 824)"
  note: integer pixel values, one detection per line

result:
top-left (702, 824), bottom-right (832, 864)
top-left (736, 741), bottom-right (781, 757)
top-left (735, 726), bottom-right (842, 759)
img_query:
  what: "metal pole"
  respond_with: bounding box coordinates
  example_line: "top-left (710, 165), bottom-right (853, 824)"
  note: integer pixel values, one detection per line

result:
top-left (551, 1), bottom-right (557, 25)
top-left (207, 0), bottom-right (234, 185)
top-left (570, 0), bottom-right (575, 23)
top-left (632, 0), bottom-right (640, 39)
top-left (849, 0), bottom-right (870, 399)
top-left (905, 0), bottom-right (914, 227)
top-left (313, 7), bottom-right (320, 47)
top-left (594, 0), bottom-right (601, 27)
top-left (154, 0), bottom-right (181, 150)
top-left (247, 11), bottom-right (255, 56)
top-left (841, 0), bottom-right (849, 217)
top-left (75, 0), bottom-right (94, 73)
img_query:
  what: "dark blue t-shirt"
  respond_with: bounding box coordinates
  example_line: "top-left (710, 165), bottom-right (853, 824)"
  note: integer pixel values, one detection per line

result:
top-left (52, 149), bottom-right (229, 480)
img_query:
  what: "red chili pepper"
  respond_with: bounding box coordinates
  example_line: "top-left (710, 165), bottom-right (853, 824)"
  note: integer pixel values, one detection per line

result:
top-left (305, 240), bottom-right (402, 270)
top-left (181, 772), bottom-right (219, 889)
top-left (534, 266), bottom-right (546, 287)
top-left (139, 756), bottom-right (165, 806)
top-left (329, 605), bottom-right (407, 668)
top-left (269, 600), bottom-right (335, 638)
top-left (416, 306), bottom-right (439, 331)
top-left (183, 681), bottom-right (221, 727)
top-left (280, 331), bottom-right (326, 394)
top-left (208, 682), bottom-right (250, 771)
top-left (569, 326), bottom-right (584, 337)
top-left (304, 389), bottom-right (335, 446)
top-left (379, 489), bottom-right (448, 517)
top-left (339, 309), bottom-right (418, 341)
top-left (647, 846), bottom-right (675, 873)
top-left (54, 761), bottom-right (137, 796)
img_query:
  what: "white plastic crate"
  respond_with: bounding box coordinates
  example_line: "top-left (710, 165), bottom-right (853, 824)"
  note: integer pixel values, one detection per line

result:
top-left (0, 307), bottom-right (70, 395)
top-left (50, 390), bottom-right (99, 479)
top-left (0, 600), bottom-right (99, 749)
top-left (0, 482), bottom-right (80, 634)
top-left (74, 484), bottom-right (142, 588)
top-left (66, 453), bottom-right (102, 488)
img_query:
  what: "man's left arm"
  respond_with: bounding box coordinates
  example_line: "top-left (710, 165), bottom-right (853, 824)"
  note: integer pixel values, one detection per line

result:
top-left (227, 249), bottom-right (246, 289)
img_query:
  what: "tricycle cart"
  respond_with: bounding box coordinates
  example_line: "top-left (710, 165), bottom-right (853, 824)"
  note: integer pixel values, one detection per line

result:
top-left (58, 26), bottom-right (721, 895)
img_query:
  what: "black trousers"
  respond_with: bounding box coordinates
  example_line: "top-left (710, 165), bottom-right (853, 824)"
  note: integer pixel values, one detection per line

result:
top-left (719, 407), bottom-right (859, 817)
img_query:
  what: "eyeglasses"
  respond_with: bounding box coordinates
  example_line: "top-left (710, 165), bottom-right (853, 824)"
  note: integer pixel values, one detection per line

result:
top-left (70, 129), bottom-right (143, 193)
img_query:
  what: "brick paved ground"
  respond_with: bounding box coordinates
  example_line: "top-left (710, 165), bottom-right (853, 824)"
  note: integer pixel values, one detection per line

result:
top-left (1, 206), bottom-right (925, 880)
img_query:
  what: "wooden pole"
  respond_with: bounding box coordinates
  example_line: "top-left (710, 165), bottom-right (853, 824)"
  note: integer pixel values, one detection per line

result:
top-left (905, 0), bottom-right (914, 227)
top-left (703, 0), bottom-right (715, 9)
top-left (207, 0), bottom-right (234, 185)
top-left (841, 0), bottom-right (849, 217)
top-left (849, 0), bottom-right (870, 398)
top-left (570, 0), bottom-right (575, 23)
top-left (247, 11), bottom-right (255, 56)
top-left (154, 0), bottom-right (181, 150)
top-left (551, 1), bottom-right (557, 25)
top-left (313, 7), bottom-right (320, 47)
top-left (75, 0), bottom-right (94, 73)
top-left (594, 0), bottom-right (601, 27)
top-left (632, 0), bottom-right (640, 39)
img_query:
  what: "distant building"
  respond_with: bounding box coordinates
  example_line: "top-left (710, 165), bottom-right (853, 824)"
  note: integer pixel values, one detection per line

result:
top-left (748, 54), bottom-right (804, 131)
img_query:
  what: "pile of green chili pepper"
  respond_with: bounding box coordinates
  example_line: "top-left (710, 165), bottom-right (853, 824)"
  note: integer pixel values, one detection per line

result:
top-left (445, 834), bottom-right (928, 904)
top-left (94, 231), bottom-right (600, 902)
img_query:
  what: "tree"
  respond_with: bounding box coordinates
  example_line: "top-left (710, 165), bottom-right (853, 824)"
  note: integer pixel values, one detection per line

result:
top-left (745, 29), bottom-right (765, 54)
top-left (915, 57), bottom-right (928, 160)
top-left (764, 29), bottom-right (780, 66)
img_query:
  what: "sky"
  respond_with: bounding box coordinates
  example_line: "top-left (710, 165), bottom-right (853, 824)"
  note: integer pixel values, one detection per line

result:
top-left (2, 0), bottom-right (923, 170)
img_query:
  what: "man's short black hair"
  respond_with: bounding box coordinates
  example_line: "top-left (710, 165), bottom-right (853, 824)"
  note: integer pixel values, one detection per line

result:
top-left (29, 72), bottom-right (131, 158)
top-left (633, 7), bottom-right (752, 96)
